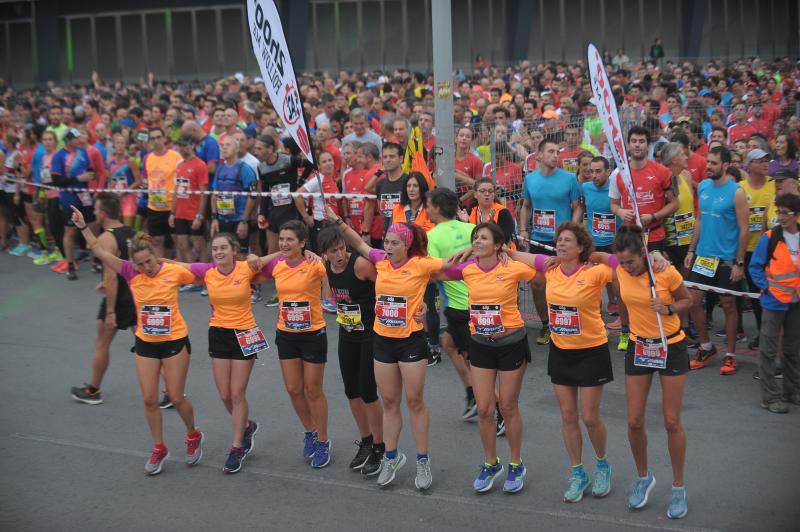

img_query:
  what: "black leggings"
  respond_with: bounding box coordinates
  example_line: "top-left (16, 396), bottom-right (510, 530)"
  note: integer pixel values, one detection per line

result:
top-left (738, 251), bottom-right (762, 334)
top-left (424, 282), bottom-right (440, 347)
top-left (338, 335), bottom-right (378, 403)
top-left (46, 198), bottom-right (65, 255)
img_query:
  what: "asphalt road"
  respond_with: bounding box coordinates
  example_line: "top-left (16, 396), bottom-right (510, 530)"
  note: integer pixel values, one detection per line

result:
top-left (1, 252), bottom-right (798, 532)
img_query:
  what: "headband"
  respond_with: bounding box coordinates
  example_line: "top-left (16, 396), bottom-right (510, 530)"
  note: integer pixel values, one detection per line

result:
top-left (387, 223), bottom-right (413, 248)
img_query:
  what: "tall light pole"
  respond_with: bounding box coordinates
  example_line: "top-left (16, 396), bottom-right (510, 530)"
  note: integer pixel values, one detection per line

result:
top-left (431, 0), bottom-right (455, 190)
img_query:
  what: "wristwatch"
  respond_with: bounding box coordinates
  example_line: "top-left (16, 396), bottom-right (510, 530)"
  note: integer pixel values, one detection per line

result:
top-left (667, 304), bottom-right (675, 316)
top-left (735, 260), bottom-right (745, 268)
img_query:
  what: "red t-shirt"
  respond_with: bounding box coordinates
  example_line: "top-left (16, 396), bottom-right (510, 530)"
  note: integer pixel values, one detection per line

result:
top-left (616, 160), bottom-right (673, 243)
top-left (174, 157), bottom-right (209, 220)
top-left (687, 151), bottom-right (707, 185)
top-left (342, 167), bottom-right (370, 233)
top-left (749, 118), bottom-right (771, 139)
top-left (495, 161), bottom-right (523, 217)
top-left (728, 123), bottom-right (757, 144)
top-left (86, 145), bottom-right (106, 190)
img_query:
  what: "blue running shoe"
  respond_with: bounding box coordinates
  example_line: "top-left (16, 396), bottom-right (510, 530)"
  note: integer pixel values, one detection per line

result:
top-left (9, 244), bottom-right (31, 257)
top-left (667, 486), bottom-right (688, 519)
top-left (242, 420), bottom-right (259, 455)
top-left (223, 446), bottom-right (247, 474)
top-left (311, 440), bottom-right (331, 468)
top-left (503, 463), bottom-right (527, 493)
top-left (592, 461), bottom-right (612, 497)
top-left (628, 472), bottom-right (656, 509)
top-left (303, 431), bottom-right (318, 460)
top-left (473, 460), bottom-right (504, 493)
top-left (564, 472), bottom-right (591, 503)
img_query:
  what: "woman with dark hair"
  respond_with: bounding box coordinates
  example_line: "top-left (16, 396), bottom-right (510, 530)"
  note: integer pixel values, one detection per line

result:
top-left (325, 206), bottom-right (455, 491)
top-left (390, 171), bottom-right (434, 232)
top-left (769, 133), bottom-right (799, 178)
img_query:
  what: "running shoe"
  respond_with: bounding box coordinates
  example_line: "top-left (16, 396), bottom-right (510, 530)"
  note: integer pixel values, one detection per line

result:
top-left (473, 460), bottom-right (504, 493)
top-left (144, 444), bottom-right (169, 475)
top-left (349, 438), bottom-right (373, 470)
top-left (311, 440), bottom-right (332, 468)
top-left (496, 408), bottom-right (506, 437)
top-left (683, 330), bottom-right (700, 349)
top-left (462, 396), bottom-right (477, 420)
top-left (536, 326), bottom-right (551, 345)
top-left (362, 445), bottom-right (384, 477)
top-left (377, 452), bottom-right (407, 487)
top-left (427, 345), bottom-right (441, 367)
top-left (242, 420), bottom-right (259, 455)
top-left (714, 328), bottom-right (726, 338)
top-left (606, 317), bottom-right (622, 330)
top-left (760, 400), bottom-right (789, 414)
top-left (265, 293), bottom-right (279, 307)
top-left (48, 250), bottom-right (64, 262)
top-left (503, 463), bottom-right (527, 493)
top-left (627, 472), bottom-right (656, 509)
top-left (91, 260), bottom-right (103, 274)
top-left (9, 244), bottom-right (32, 256)
top-left (689, 345), bottom-right (719, 370)
top-left (223, 446), bottom-right (247, 474)
top-left (200, 288), bottom-right (208, 296)
top-left (748, 336), bottom-right (760, 350)
top-left (321, 298), bottom-right (337, 314)
top-left (70, 384), bottom-right (103, 405)
top-left (563, 471), bottom-right (590, 503)
top-left (617, 332), bottom-right (630, 352)
top-left (178, 284), bottom-right (194, 293)
top-left (27, 248), bottom-right (43, 259)
top-left (720, 355), bottom-right (738, 375)
top-left (607, 301), bottom-right (619, 316)
top-left (666, 486), bottom-right (688, 519)
top-left (185, 429), bottom-right (204, 466)
top-left (66, 269), bottom-right (78, 281)
top-left (414, 457), bottom-right (432, 490)
top-left (714, 329), bottom-right (748, 343)
top-left (50, 259), bottom-right (68, 273)
top-left (592, 461), bottom-right (612, 497)
top-left (303, 431), bottom-right (318, 460)
top-left (33, 253), bottom-right (53, 265)
top-left (159, 392), bottom-right (174, 409)
top-left (250, 286), bottom-right (263, 303)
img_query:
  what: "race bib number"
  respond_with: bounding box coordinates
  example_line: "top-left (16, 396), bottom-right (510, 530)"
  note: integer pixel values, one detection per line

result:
top-left (280, 301), bottom-right (312, 331)
top-left (216, 194), bottom-right (235, 216)
top-left (336, 303), bottom-right (364, 332)
top-left (532, 209), bottom-right (556, 236)
top-left (235, 326), bottom-right (269, 357)
top-left (150, 192), bottom-right (167, 209)
top-left (271, 183), bottom-right (292, 206)
top-left (140, 305), bottom-right (172, 336)
top-left (469, 304), bottom-right (504, 336)
top-left (548, 304), bottom-right (581, 336)
top-left (748, 206), bottom-right (766, 232)
top-left (591, 213), bottom-right (616, 239)
top-left (175, 177), bottom-right (191, 199)
top-left (349, 197), bottom-right (365, 216)
top-left (633, 337), bottom-right (668, 369)
top-left (112, 175), bottom-right (128, 190)
top-left (691, 256), bottom-right (719, 278)
top-left (379, 193), bottom-right (401, 218)
top-left (40, 167), bottom-right (52, 184)
top-left (375, 295), bottom-right (407, 328)
top-left (78, 191), bottom-right (93, 207)
top-left (674, 211), bottom-right (694, 246)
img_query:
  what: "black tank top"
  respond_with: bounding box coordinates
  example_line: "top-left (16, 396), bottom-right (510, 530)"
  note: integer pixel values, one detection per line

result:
top-left (326, 252), bottom-right (375, 339)
top-left (108, 225), bottom-right (136, 304)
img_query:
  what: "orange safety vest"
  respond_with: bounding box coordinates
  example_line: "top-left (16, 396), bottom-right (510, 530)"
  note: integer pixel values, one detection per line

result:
top-left (391, 202), bottom-right (435, 232)
top-left (764, 229), bottom-right (800, 304)
top-left (469, 203), bottom-right (517, 250)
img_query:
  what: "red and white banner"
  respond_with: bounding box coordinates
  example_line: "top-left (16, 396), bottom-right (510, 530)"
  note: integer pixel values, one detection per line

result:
top-left (247, 0), bottom-right (314, 165)
top-left (587, 44), bottom-right (641, 227)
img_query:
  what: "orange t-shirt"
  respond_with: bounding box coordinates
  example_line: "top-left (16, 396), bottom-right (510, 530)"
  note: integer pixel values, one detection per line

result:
top-left (445, 259), bottom-right (536, 335)
top-left (144, 149), bottom-right (182, 211)
top-left (544, 263), bottom-right (611, 349)
top-left (262, 257), bottom-right (327, 332)
top-left (120, 261), bottom-right (196, 341)
top-left (616, 265), bottom-right (685, 344)
top-left (368, 249), bottom-right (444, 338)
top-left (391, 203), bottom-right (436, 232)
top-left (190, 261), bottom-right (259, 330)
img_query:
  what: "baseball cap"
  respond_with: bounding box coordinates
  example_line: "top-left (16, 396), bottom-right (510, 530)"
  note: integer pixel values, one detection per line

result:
top-left (542, 110), bottom-right (558, 120)
top-left (244, 124), bottom-right (258, 139)
top-left (745, 148), bottom-right (770, 163)
top-left (771, 168), bottom-right (799, 181)
top-left (699, 89), bottom-right (713, 96)
top-left (175, 134), bottom-right (195, 146)
top-left (64, 128), bottom-right (81, 141)
top-left (119, 117), bottom-right (136, 129)
top-left (243, 101), bottom-right (257, 115)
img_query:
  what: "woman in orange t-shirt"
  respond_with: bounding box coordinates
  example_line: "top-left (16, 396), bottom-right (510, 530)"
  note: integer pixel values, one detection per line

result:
top-left (326, 205), bottom-right (453, 491)
top-left (71, 206), bottom-right (202, 477)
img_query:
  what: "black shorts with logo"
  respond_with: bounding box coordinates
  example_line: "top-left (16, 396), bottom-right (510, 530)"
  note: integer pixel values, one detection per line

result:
top-left (468, 333), bottom-right (531, 371)
top-left (275, 328), bottom-right (327, 363)
top-left (373, 330), bottom-right (428, 364)
top-left (548, 341), bottom-right (613, 387)
top-left (208, 326), bottom-right (260, 360)
top-left (134, 336), bottom-right (191, 359)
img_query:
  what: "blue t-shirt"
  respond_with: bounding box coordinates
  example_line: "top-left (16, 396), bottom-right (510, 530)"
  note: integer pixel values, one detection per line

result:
top-left (211, 160), bottom-right (257, 222)
top-left (30, 144), bottom-right (45, 185)
top-left (50, 147), bottom-right (93, 208)
top-left (196, 135), bottom-right (220, 164)
top-left (93, 141), bottom-right (108, 163)
top-left (522, 168), bottom-right (581, 242)
top-left (696, 179), bottom-right (740, 260)
top-left (582, 181), bottom-right (621, 248)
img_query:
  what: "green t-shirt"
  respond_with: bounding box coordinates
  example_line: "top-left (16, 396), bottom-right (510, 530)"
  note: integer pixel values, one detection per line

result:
top-left (427, 219), bottom-right (475, 310)
top-left (46, 124), bottom-right (69, 149)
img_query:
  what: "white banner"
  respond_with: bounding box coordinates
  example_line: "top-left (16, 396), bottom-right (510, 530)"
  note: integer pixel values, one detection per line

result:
top-left (587, 44), bottom-right (640, 227)
top-left (247, 0), bottom-right (314, 165)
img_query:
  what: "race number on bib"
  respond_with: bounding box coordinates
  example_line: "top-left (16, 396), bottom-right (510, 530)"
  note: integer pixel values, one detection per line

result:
top-left (548, 304), bottom-right (581, 336)
top-left (375, 295), bottom-right (407, 328)
top-left (175, 177), bottom-right (191, 199)
top-left (140, 305), bottom-right (172, 336)
top-left (348, 197), bottom-right (365, 216)
top-left (469, 304), bottom-right (504, 336)
top-left (216, 194), bottom-right (235, 216)
top-left (748, 206), bottom-right (766, 232)
top-left (532, 209), bottom-right (556, 236)
top-left (78, 191), bottom-right (93, 207)
top-left (591, 213), bottom-right (616, 239)
top-left (235, 326), bottom-right (269, 357)
top-left (271, 183), bottom-right (292, 206)
top-left (674, 212), bottom-right (694, 246)
top-left (149, 192), bottom-right (167, 209)
top-left (633, 337), bottom-right (668, 369)
top-left (379, 193), bottom-right (401, 218)
top-left (280, 301), bottom-right (312, 331)
top-left (691, 256), bottom-right (719, 278)
top-left (336, 303), bottom-right (364, 332)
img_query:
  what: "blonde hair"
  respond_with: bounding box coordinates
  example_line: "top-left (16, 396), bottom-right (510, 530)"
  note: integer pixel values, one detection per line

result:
top-left (130, 232), bottom-right (156, 257)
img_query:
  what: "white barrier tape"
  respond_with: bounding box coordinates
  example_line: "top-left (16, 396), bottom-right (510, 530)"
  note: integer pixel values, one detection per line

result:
top-left (3, 177), bottom-right (377, 200)
top-left (517, 236), bottom-right (557, 252)
top-left (683, 280), bottom-right (760, 299)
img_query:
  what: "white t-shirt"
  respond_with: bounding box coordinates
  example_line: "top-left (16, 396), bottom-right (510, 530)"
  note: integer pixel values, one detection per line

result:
top-left (784, 230), bottom-right (799, 255)
top-left (302, 175), bottom-right (327, 221)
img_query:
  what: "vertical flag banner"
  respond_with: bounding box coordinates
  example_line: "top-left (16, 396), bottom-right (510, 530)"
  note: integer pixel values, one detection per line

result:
top-left (247, 0), bottom-right (314, 166)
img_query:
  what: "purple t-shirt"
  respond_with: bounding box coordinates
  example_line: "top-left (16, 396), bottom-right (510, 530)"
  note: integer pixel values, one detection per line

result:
top-left (768, 159), bottom-right (799, 178)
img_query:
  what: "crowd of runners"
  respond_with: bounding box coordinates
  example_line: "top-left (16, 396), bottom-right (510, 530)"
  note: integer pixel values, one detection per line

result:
top-left (1, 53), bottom-right (800, 521)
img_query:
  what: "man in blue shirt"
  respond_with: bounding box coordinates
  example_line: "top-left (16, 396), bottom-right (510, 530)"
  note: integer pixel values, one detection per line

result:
top-left (211, 136), bottom-right (257, 257)
top-left (519, 138), bottom-right (582, 345)
top-left (182, 121), bottom-right (219, 177)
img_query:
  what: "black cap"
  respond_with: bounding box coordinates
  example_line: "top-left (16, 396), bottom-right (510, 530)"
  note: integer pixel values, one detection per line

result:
top-left (175, 134), bottom-right (195, 146)
top-left (64, 128), bottom-right (81, 141)
top-left (771, 168), bottom-right (799, 181)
